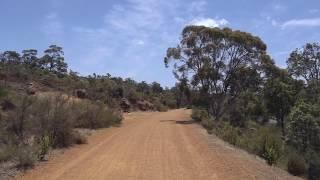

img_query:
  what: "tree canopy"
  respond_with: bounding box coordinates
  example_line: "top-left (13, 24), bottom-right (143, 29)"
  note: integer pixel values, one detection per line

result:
top-left (164, 26), bottom-right (269, 119)
top-left (287, 43), bottom-right (320, 83)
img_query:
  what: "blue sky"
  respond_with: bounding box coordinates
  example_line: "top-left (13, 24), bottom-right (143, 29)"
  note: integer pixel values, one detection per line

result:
top-left (1, 0), bottom-right (320, 86)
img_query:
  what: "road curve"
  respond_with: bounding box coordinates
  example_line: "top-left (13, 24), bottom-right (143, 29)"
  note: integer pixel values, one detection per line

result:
top-left (17, 109), bottom-right (298, 180)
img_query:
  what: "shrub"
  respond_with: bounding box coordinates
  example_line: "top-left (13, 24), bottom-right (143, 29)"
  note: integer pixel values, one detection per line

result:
top-left (5, 95), bottom-right (35, 142)
top-left (258, 130), bottom-right (283, 165)
top-left (308, 158), bottom-right (320, 180)
top-left (49, 96), bottom-right (74, 148)
top-left (287, 154), bottom-right (306, 176)
top-left (287, 101), bottom-right (320, 153)
top-left (74, 100), bottom-right (122, 129)
top-left (191, 108), bottom-right (209, 122)
top-left (162, 96), bottom-right (177, 109)
top-left (201, 117), bottom-right (214, 130)
top-left (16, 145), bottom-right (37, 169)
top-left (156, 104), bottom-right (168, 112)
top-left (38, 135), bottom-right (51, 160)
top-left (0, 146), bottom-right (15, 162)
top-left (72, 131), bottom-right (88, 145)
top-left (220, 123), bottom-right (239, 145)
top-left (103, 109), bottom-right (123, 125)
top-left (31, 95), bottom-right (75, 148)
top-left (0, 87), bottom-right (8, 98)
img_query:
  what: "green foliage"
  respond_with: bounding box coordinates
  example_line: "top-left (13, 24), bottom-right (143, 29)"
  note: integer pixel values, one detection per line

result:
top-left (165, 26), bottom-right (268, 120)
top-left (161, 92), bottom-right (177, 109)
top-left (16, 145), bottom-right (37, 169)
top-left (201, 118), bottom-right (214, 131)
top-left (0, 146), bottom-right (15, 162)
top-left (287, 101), bottom-right (320, 153)
top-left (1, 93), bottom-right (123, 162)
top-left (226, 91), bottom-right (263, 127)
top-left (72, 131), bottom-right (88, 145)
top-left (263, 147), bottom-right (279, 165)
top-left (258, 129), bottom-right (283, 165)
top-left (191, 108), bottom-right (209, 122)
top-left (287, 43), bottom-right (320, 83)
top-left (264, 69), bottom-right (296, 134)
top-left (287, 153), bottom-right (307, 176)
top-left (308, 157), bottom-right (320, 180)
top-left (38, 135), bottom-right (51, 160)
top-left (0, 87), bottom-right (8, 98)
top-left (219, 123), bottom-right (239, 145)
top-left (0, 51), bottom-right (21, 64)
top-left (42, 45), bottom-right (68, 75)
top-left (0, 45), bottom-right (177, 113)
top-left (191, 108), bottom-right (213, 130)
top-left (155, 103), bottom-right (168, 112)
top-left (164, 28), bottom-right (320, 175)
top-left (5, 95), bottom-right (34, 141)
top-left (39, 95), bottom-right (74, 148)
top-left (74, 100), bottom-right (123, 129)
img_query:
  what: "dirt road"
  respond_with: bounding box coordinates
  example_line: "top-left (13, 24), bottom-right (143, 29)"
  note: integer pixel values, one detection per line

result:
top-left (18, 109), bottom-right (298, 180)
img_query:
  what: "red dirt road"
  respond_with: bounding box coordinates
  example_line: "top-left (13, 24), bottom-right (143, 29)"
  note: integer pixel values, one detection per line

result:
top-left (17, 109), bottom-right (298, 180)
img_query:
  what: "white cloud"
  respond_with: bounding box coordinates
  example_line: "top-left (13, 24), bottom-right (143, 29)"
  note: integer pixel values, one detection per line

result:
top-left (281, 18), bottom-right (320, 29)
top-left (189, 17), bottom-right (229, 27)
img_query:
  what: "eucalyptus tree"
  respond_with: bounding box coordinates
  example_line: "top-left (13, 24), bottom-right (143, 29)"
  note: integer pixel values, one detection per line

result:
top-left (0, 51), bottom-right (21, 64)
top-left (264, 69), bottom-right (296, 135)
top-left (164, 26), bottom-right (268, 120)
top-left (42, 45), bottom-right (68, 74)
top-left (287, 43), bottom-right (320, 83)
top-left (287, 43), bottom-right (320, 102)
top-left (22, 49), bottom-right (38, 68)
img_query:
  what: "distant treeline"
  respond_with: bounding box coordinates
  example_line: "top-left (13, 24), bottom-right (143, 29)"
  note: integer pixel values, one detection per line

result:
top-left (0, 45), bottom-right (190, 110)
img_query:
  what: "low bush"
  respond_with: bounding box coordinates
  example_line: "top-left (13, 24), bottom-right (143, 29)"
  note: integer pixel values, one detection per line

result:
top-left (72, 131), bottom-right (88, 145)
top-left (156, 104), bottom-right (169, 112)
top-left (0, 93), bottom-right (123, 168)
top-left (308, 158), bottom-right (320, 180)
top-left (258, 129), bottom-right (283, 165)
top-left (201, 117), bottom-right (214, 131)
top-left (212, 121), bottom-right (283, 166)
top-left (74, 100), bottom-right (122, 129)
top-left (38, 135), bottom-right (51, 160)
top-left (219, 123), bottom-right (239, 145)
top-left (0, 146), bottom-right (15, 162)
top-left (16, 145), bottom-right (37, 169)
top-left (0, 87), bottom-right (8, 98)
top-left (287, 153), bottom-right (306, 176)
top-left (191, 108), bottom-right (209, 122)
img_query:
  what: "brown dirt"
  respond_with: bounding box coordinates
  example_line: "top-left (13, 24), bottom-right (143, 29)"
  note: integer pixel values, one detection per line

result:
top-left (16, 109), bottom-right (299, 180)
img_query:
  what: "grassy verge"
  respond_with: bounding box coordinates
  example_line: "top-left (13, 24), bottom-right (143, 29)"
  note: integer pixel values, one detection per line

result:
top-left (191, 108), bottom-right (317, 179)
